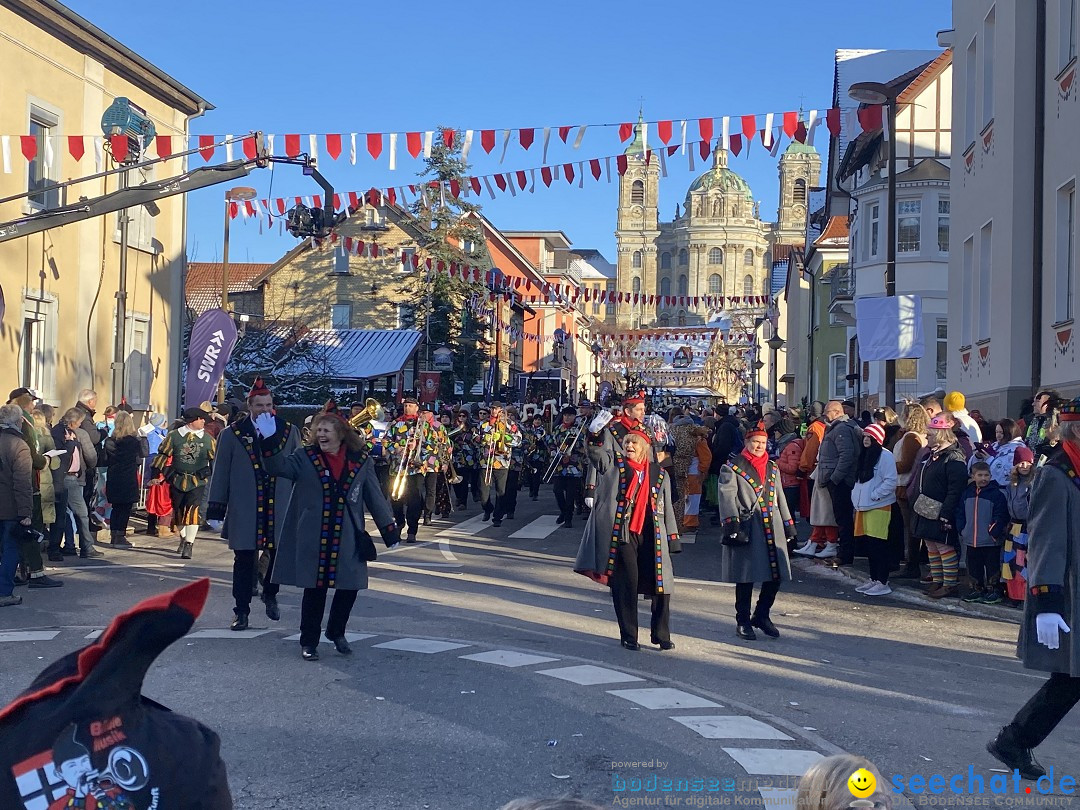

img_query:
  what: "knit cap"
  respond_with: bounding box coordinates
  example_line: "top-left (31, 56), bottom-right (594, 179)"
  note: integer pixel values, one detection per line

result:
top-left (864, 423), bottom-right (886, 446)
top-left (1013, 445), bottom-right (1035, 465)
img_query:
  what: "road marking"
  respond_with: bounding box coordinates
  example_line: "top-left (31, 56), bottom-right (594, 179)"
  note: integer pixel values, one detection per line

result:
top-left (85, 630), bottom-right (104, 639)
top-left (373, 638), bottom-right (471, 654)
top-left (759, 788), bottom-right (800, 810)
top-left (187, 629), bottom-right (274, 639)
top-left (508, 515), bottom-right (562, 539)
top-left (722, 748), bottom-right (823, 776)
top-left (436, 514), bottom-right (492, 538)
top-left (283, 632), bottom-right (376, 643)
top-left (672, 716), bottom-right (793, 740)
top-left (536, 664), bottom-right (645, 686)
top-left (607, 688), bottom-right (721, 710)
top-left (460, 650), bottom-right (561, 668)
top-left (0, 630), bottom-right (61, 642)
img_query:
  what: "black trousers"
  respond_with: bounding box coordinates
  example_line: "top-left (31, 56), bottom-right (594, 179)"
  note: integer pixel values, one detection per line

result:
top-left (453, 470), bottom-right (472, 507)
top-left (233, 549), bottom-right (279, 614)
top-left (1008, 672), bottom-right (1080, 748)
top-left (734, 580), bottom-right (781, 625)
top-left (49, 484), bottom-right (68, 554)
top-left (526, 467), bottom-right (544, 498)
top-left (610, 535), bottom-right (671, 644)
top-left (421, 471), bottom-right (437, 513)
top-left (479, 468), bottom-right (509, 519)
top-left (553, 476), bottom-right (584, 522)
top-left (864, 536), bottom-right (891, 584)
top-left (299, 587), bottom-right (358, 647)
top-left (504, 469), bottom-right (520, 516)
top-left (967, 544), bottom-right (1001, 588)
top-left (830, 482), bottom-right (856, 563)
top-left (392, 474), bottom-right (426, 534)
top-left (110, 502), bottom-right (133, 535)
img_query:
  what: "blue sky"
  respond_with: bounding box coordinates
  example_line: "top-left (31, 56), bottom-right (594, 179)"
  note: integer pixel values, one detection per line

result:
top-left (63, 0), bottom-right (951, 265)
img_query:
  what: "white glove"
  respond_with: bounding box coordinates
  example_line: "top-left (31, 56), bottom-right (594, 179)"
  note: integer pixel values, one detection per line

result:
top-left (138, 423), bottom-right (155, 437)
top-left (584, 497), bottom-right (595, 508)
top-left (1036, 613), bottom-right (1071, 650)
top-left (254, 412), bottom-right (277, 438)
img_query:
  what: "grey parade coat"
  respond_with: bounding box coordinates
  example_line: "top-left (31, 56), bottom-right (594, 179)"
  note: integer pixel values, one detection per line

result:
top-left (207, 415), bottom-right (300, 552)
top-left (263, 445), bottom-right (396, 591)
top-left (1018, 448), bottom-right (1080, 676)
top-left (717, 455), bottom-right (795, 584)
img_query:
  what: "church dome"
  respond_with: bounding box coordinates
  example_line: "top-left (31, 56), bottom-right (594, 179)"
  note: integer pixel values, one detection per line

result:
top-left (783, 140), bottom-right (819, 156)
top-left (685, 146), bottom-right (753, 203)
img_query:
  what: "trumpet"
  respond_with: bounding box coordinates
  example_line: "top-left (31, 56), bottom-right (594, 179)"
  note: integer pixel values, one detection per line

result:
top-left (542, 421), bottom-right (585, 483)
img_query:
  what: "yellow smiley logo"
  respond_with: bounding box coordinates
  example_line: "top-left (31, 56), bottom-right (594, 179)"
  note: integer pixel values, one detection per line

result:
top-left (847, 768), bottom-right (877, 798)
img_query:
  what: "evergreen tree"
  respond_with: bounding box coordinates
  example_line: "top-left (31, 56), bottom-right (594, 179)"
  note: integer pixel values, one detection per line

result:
top-left (403, 126), bottom-right (492, 400)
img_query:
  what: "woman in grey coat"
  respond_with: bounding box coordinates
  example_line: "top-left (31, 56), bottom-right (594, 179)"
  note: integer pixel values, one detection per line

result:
top-left (717, 427), bottom-right (796, 641)
top-left (260, 412), bottom-right (399, 661)
top-left (575, 428), bottom-right (681, 651)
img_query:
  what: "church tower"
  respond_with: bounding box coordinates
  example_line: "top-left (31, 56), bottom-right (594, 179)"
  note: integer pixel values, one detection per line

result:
top-left (614, 113), bottom-right (660, 329)
top-left (775, 141), bottom-right (822, 246)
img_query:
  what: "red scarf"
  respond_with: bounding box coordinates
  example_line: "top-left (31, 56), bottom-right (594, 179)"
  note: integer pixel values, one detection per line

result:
top-left (322, 444), bottom-right (348, 480)
top-left (616, 415), bottom-right (640, 431)
top-left (1063, 439), bottom-right (1080, 476)
top-left (624, 457), bottom-right (651, 534)
top-left (741, 448), bottom-right (769, 483)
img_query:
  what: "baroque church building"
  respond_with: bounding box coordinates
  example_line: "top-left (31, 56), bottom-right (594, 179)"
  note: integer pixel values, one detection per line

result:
top-left (614, 120), bottom-right (821, 328)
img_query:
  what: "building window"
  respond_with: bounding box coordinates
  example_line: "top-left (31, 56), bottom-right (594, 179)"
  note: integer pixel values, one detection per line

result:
top-left (397, 304), bottom-right (416, 329)
top-left (793, 178), bottom-right (806, 203)
top-left (708, 274), bottom-right (722, 294)
top-left (830, 354), bottom-right (847, 399)
top-left (660, 251), bottom-right (671, 270)
top-left (658, 313), bottom-right (670, 326)
top-left (125, 315), bottom-right (152, 408)
top-left (400, 247), bottom-right (416, 272)
top-left (983, 7), bottom-right (995, 124)
top-left (632, 276), bottom-right (641, 294)
top-left (678, 248), bottom-right (688, 266)
top-left (936, 321), bottom-right (948, 383)
top-left (1057, 183), bottom-right (1075, 323)
top-left (744, 249), bottom-right (754, 266)
top-left (592, 283), bottom-right (601, 315)
top-left (965, 36), bottom-right (977, 145)
top-left (20, 293), bottom-right (57, 400)
top-left (897, 200), bottom-right (921, 253)
top-left (937, 199), bottom-right (950, 253)
top-left (632, 250), bottom-right (642, 268)
top-left (331, 303), bottom-right (352, 329)
top-left (606, 281), bottom-right (616, 315)
top-left (870, 204), bottom-right (880, 257)
top-left (27, 107), bottom-right (60, 210)
top-left (708, 247), bottom-right (723, 265)
top-left (630, 180), bottom-right (645, 205)
top-left (742, 275), bottom-right (754, 297)
top-left (660, 277), bottom-right (671, 297)
top-left (962, 237), bottom-right (974, 344)
top-left (677, 274), bottom-right (688, 296)
top-left (333, 245), bottom-right (350, 274)
top-left (978, 222), bottom-right (993, 340)
top-left (1063, 0), bottom-right (1077, 68)
top-left (677, 311), bottom-right (687, 326)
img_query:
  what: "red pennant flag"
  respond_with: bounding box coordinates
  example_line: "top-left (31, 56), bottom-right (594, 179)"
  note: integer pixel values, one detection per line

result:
top-left (284, 134), bottom-right (300, 157)
top-left (699, 118), bottom-right (714, 142)
top-left (783, 111), bottom-right (799, 137)
top-left (563, 163), bottom-right (575, 184)
top-left (276, 198), bottom-right (286, 215)
top-left (481, 129), bottom-right (496, 153)
top-left (371, 243), bottom-right (379, 259)
top-left (413, 254), bottom-right (421, 269)
top-left (242, 136), bottom-right (257, 160)
top-left (443, 129), bottom-right (454, 148)
top-left (590, 159), bottom-right (601, 180)
top-left (198, 134), bottom-right (215, 162)
top-left (519, 128), bottom-right (534, 150)
top-left (657, 120), bottom-right (672, 144)
top-left (449, 179), bottom-right (460, 198)
top-left (494, 174), bottom-right (507, 192)
top-left (619, 122), bottom-right (633, 142)
top-left (858, 104), bottom-right (883, 132)
top-left (67, 135), bottom-right (84, 162)
top-left (741, 115), bottom-right (756, 140)
top-left (386, 188), bottom-right (397, 206)
top-left (155, 135), bottom-right (172, 159)
top-left (558, 125), bottom-right (572, 143)
top-left (541, 166), bottom-right (553, 186)
top-left (406, 132), bottom-right (422, 158)
top-left (516, 171), bottom-right (527, 189)
top-left (347, 191), bottom-right (359, 209)
top-left (795, 122), bottom-right (808, 143)
top-left (826, 107), bottom-right (842, 136)
top-left (325, 133), bottom-right (342, 160)
top-left (699, 139), bottom-right (711, 160)
top-left (470, 176), bottom-right (481, 195)
top-left (228, 201), bottom-right (238, 219)
top-left (367, 133), bottom-right (383, 160)
top-left (730, 134), bottom-right (743, 157)
top-left (616, 155), bottom-right (628, 175)
top-left (108, 135), bottom-right (127, 163)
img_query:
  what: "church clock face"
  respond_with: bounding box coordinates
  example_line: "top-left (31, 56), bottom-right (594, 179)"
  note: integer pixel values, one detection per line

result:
top-left (792, 204), bottom-right (805, 219)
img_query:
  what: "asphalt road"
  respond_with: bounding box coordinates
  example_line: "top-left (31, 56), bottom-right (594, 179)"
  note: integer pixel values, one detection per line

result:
top-left (1, 486), bottom-right (1075, 809)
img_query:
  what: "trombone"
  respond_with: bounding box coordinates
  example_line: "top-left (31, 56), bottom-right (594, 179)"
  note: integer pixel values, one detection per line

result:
top-left (542, 421), bottom-right (585, 483)
top-left (391, 419), bottom-right (427, 500)
top-left (482, 417), bottom-right (505, 486)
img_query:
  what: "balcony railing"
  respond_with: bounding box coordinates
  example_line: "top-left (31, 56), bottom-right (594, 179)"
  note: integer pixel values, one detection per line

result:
top-left (828, 264), bottom-right (854, 304)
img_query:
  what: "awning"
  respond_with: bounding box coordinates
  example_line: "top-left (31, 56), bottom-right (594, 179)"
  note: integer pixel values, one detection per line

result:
top-left (304, 329), bottom-right (424, 380)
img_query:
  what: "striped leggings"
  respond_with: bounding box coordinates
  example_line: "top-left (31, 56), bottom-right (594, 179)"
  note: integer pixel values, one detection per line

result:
top-left (924, 540), bottom-right (959, 586)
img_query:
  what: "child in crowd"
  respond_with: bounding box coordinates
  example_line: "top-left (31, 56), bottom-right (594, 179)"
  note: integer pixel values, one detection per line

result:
top-left (1002, 445), bottom-right (1036, 604)
top-left (956, 461), bottom-right (1009, 604)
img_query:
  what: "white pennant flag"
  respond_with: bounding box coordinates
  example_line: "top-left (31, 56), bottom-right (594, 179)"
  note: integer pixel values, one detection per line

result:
top-left (507, 173), bottom-right (516, 196)
top-left (266, 134), bottom-right (275, 156)
top-left (483, 176), bottom-right (496, 199)
top-left (680, 120), bottom-right (687, 154)
top-left (225, 134), bottom-right (234, 162)
top-left (308, 134), bottom-right (318, 161)
top-left (389, 132), bottom-right (398, 169)
top-left (578, 161), bottom-right (584, 188)
top-left (44, 135), bottom-right (55, 174)
top-left (529, 168), bottom-right (536, 193)
top-left (721, 116), bottom-right (730, 152)
top-left (688, 146), bottom-right (695, 172)
top-left (0, 136), bottom-right (10, 174)
top-left (462, 129), bottom-right (474, 160)
top-left (423, 131), bottom-right (433, 158)
top-left (499, 129), bottom-right (511, 163)
top-left (93, 136), bottom-right (104, 172)
top-left (641, 122), bottom-right (648, 156)
top-left (604, 156), bottom-right (611, 183)
top-left (541, 126), bottom-right (551, 163)
top-left (658, 146), bottom-right (668, 178)
top-left (806, 110), bottom-right (820, 146)
top-left (763, 114), bottom-right (774, 149)
top-left (349, 133), bottom-right (356, 165)
top-left (573, 125), bottom-right (587, 149)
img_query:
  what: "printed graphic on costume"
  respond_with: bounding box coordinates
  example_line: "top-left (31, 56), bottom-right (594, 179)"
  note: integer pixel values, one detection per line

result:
top-left (13, 719), bottom-right (154, 810)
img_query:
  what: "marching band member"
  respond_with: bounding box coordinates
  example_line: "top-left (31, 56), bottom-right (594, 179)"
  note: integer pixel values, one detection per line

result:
top-left (547, 406), bottom-right (586, 529)
top-left (386, 398), bottom-right (444, 543)
top-left (504, 406), bottom-right (525, 520)
top-left (584, 392), bottom-right (651, 511)
top-left (524, 414), bottom-right (551, 501)
top-left (451, 410), bottom-right (478, 510)
top-left (207, 378), bottom-right (300, 631)
top-left (152, 407), bottom-right (216, 559)
top-left (476, 401), bottom-right (522, 527)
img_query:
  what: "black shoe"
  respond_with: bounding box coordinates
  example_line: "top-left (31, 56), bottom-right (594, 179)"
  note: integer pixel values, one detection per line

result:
top-left (555, 515), bottom-right (566, 524)
top-left (110, 536), bottom-right (133, 549)
top-left (301, 646), bottom-right (319, 661)
top-left (230, 613), bottom-right (249, 631)
top-left (61, 547), bottom-right (77, 556)
top-left (531, 495), bottom-right (538, 501)
top-left (422, 511), bottom-right (432, 526)
top-left (506, 513), bottom-right (515, 520)
top-left (328, 635), bottom-right (352, 655)
top-left (79, 548), bottom-right (104, 559)
top-left (987, 728), bottom-right (1046, 780)
top-left (492, 518), bottom-right (502, 527)
top-left (456, 502), bottom-right (468, 510)
top-left (620, 639), bottom-right (640, 651)
top-left (13, 571), bottom-right (27, 587)
top-left (751, 615), bottom-right (780, 638)
top-left (652, 638), bottom-right (675, 651)
top-left (564, 519), bottom-right (573, 529)
top-left (48, 551), bottom-right (64, 562)
top-left (736, 623), bottom-right (757, 641)
top-left (180, 542), bottom-right (193, 559)
top-left (28, 575), bottom-right (63, 589)
top-left (482, 511), bottom-right (492, 522)
top-left (263, 596), bottom-right (280, 621)
top-left (405, 534), bottom-right (417, 544)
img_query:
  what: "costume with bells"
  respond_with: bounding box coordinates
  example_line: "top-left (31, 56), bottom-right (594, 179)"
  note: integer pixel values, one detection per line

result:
top-left (152, 408), bottom-right (215, 559)
top-left (207, 378), bottom-right (300, 630)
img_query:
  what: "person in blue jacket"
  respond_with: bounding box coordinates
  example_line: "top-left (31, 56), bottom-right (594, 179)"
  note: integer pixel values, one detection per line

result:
top-left (956, 460), bottom-right (1010, 604)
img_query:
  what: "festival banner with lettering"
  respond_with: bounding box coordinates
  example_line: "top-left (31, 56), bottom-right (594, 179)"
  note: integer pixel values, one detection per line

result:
top-left (183, 308), bottom-right (238, 407)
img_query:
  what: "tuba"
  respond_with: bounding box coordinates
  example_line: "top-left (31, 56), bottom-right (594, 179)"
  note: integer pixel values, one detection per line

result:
top-left (348, 398), bottom-right (383, 431)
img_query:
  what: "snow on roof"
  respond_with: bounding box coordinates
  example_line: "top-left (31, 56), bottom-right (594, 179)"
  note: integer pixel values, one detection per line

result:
top-left (572, 250), bottom-right (616, 280)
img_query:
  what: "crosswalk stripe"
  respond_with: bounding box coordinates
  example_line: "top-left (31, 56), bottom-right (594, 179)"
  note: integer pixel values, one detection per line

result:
top-left (0, 631), bottom-right (60, 642)
top-left (373, 638), bottom-right (470, 654)
top-left (283, 632), bottom-right (376, 642)
top-left (460, 650), bottom-right (561, 667)
top-left (606, 688), bottom-right (721, 710)
top-left (537, 665), bottom-right (645, 685)
top-left (187, 629), bottom-right (274, 639)
top-left (671, 716), bottom-right (793, 740)
top-left (722, 748), bottom-right (824, 776)
top-left (436, 514), bottom-right (492, 537)
top-left (508, 515), bottom-right (562, 539)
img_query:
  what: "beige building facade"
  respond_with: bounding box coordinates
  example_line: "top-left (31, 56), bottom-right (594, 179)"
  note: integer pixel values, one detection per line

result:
top-left (0, 0), bottom-right (209, 414)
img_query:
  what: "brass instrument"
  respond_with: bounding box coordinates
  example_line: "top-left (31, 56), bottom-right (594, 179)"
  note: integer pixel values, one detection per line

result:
top-left (390, 418), bottom-right (427, 500)
top-left (542, 421), bottom-right (585, 483)
top-left (443, 424), bottom-right (464, 484)
top-left (482, 417), bottom-right (507, 486)
top-left (348, 397), bottom-right (382, 431)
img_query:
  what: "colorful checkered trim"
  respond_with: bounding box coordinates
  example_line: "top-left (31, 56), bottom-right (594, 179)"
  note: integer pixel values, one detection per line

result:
top-left (604, 460), bottom-right (668, 594)
top-left (729, 460), bottom-right (782, 583)
top-left (304, 447), bottom-right (360, 589)
top-left (1029, 584), bottom-right (1063, 596)
top-left (239, 422), bottom-right (294, 552)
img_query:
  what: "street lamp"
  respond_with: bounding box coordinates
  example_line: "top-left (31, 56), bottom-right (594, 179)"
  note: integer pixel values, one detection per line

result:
top-left (849, 80), bottom-right (898, 408)
top-left (753, 358), bottom-right (765, 405)
top-left (220, 186), bottom-right (257, 403)
top-left (767, 332), bottom-right (785, 408)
